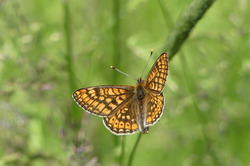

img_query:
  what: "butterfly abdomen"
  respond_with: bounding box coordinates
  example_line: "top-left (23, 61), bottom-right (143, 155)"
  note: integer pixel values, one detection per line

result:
top-left (134, 81), bottom-right (149, 133)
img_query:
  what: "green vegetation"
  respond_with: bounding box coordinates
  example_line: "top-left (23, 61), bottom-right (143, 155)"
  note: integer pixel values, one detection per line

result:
top-left (0, 0), bottom-right (249, 165)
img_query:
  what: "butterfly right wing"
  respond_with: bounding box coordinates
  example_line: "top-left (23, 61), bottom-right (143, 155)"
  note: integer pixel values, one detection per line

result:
top-left (146, 53), bottom-right (168, 94)
top-left (146, 92), bottom-right (164, 126)
top-left (72, 85), bottom-right (134, 117)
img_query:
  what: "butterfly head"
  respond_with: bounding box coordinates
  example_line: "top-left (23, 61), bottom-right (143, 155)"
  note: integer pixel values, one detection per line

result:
top-left (137, 77), bottom-right (144, 83)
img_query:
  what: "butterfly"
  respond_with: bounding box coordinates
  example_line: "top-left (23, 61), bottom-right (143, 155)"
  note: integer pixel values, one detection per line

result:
top-left (72, 53), bottom-right (168, 135)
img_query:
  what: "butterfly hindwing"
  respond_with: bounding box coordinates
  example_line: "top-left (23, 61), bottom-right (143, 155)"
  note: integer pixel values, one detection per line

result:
top-left (146, 93), bottom-right (164, 126)
top-left (103, 101), bottom-right (139, 135)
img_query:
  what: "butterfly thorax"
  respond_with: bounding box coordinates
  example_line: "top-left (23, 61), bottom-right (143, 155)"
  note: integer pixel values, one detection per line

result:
top-left (136, 77), bottom-right (145, 99)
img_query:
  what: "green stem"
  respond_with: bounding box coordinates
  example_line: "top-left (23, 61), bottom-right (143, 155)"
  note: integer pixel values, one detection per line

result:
top-left (128, 133), bottom-right (142, 166)
top-left (119, 135), bottom-right (126, 166)
top-left (63, 0), bottom-right (82, 130)
top-left (163, 0), bottom-right (216, 60)
top-left (63, 0), bottom-right (75, 90)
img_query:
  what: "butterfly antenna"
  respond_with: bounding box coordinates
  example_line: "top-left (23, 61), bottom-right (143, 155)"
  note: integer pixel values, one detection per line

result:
top-left (140, 49), bottom-right (154, 78)
top-left (110, 66), bottom-right (137, 81)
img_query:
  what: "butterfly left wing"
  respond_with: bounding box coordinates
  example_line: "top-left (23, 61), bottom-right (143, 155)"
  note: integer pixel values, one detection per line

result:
top-left (72, 85), bottom-right (134, 117)
top-left (146, 53), bottom-right (168, 94)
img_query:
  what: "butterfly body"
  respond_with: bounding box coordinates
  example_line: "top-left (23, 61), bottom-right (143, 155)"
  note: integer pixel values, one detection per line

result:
top-left (73, 53), bottom-right (168, 135)
top-left (133, 78), bottom-right (149, 133)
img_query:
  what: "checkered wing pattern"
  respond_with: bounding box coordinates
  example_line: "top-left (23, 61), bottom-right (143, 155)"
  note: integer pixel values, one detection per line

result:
top-left (146, 53), bottom-right (168, 93)
top-left (103, 101), bottom-right (139, 135)
top-left (146, 93), bottom-right (164, 126)
top-left (72, 86), bottom-right (134, 117)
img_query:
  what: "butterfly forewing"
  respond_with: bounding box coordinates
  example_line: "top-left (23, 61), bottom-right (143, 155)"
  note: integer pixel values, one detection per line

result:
top-left (146, 53), bottom-right (168, 93)
top-left (72, 85), bottom-right (134, 117)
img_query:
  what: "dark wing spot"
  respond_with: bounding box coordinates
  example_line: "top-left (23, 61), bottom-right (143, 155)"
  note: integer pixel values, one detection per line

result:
top-left (111, 98), bottom-right (118, 105)
top-left (95, 88), bottom-right (100, 96)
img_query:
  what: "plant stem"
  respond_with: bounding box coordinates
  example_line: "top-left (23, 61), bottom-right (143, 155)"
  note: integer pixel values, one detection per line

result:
top-left (128, 133), bottom-right (142, 166)
top-left (119, 135), bottom-right (126, 166)
top-left (163, 0), bottom-right (216, 60)
top-left (63, 0), bottom-right (82, 129)
top-left (63, 0), bottom-right (75, 91)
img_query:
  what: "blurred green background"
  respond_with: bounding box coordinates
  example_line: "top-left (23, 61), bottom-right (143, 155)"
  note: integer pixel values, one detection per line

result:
top-left (0, 0), bottom-right (250, 166)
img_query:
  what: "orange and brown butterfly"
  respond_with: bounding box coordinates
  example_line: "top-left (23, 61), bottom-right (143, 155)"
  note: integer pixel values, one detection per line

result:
top-left (72, 52), bottom-right (168, 135)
